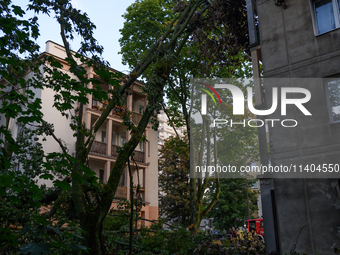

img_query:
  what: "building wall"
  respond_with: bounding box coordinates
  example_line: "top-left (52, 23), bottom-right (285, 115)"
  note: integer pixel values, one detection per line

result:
top-left (147, 126), bottom-right (159, 219)
top-left (157, 110), bottom-right (186, 150)
top-left (256, 0), bottom-right (340, 253)
top-left (18, 40), bottom-right (159, 223)
top-left (258, 0), bottom-right (340, 79)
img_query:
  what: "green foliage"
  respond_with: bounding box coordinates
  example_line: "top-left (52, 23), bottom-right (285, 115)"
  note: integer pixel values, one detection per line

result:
top-left (1, 0), bottom-right (253, 253)
top-left (103, 213), bottom-right (129, 232)
top-left (0, 0), bottom-right (116, 253)
top-left (158, 136), bottom-right (190, 226)
top-left (19, 223), bottom-right (87, 255)
top-left (193, 233), bottom-right (265, 254)
top-left (139, 225), bottom-right (209, 255)
top-left (103, 222), bottom-right (265, 255)
top-left (104, 220), bottom-right (212, 255)
top-left (224, 233), bottom-right (265, 254)
top-left (120, 0), bottom-right (174, 71)
top-left (207, 178), bottom-right (259, 231)
top-left (120, 0), bottom-right (252, 234)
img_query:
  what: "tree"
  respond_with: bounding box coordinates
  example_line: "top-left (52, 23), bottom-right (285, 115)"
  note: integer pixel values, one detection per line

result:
top-left (159, 136), bottom-right (190, 226)
top-left (120, 0), bottom-right (250, 233)
top-left (2, 0), bottom-right (237, 254)
top-left (207, 178), bottom-right (259, 231)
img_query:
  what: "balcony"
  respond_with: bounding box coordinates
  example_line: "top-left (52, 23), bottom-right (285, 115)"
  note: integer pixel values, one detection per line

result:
top-left (91, 99), bottom-right (127, 118)
top-left (132, 150), bottom-right (145, 163)
top-left (90, 141), bottom-right (145, 163)
top-left (114, 186), bottom-right (127, 199)
top-left (113, 186), bottom-right (145, 201)
top-left (111, 144), bottom-right (145, 164)
top-left (111, 144), bottom-right (119, 157)
top-left (91, 100), bottom-right (147, 127)
top-left (91, 141), bottom-right (106, 154)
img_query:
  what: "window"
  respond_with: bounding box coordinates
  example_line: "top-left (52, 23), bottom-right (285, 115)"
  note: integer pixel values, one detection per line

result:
top-left (251, 180), bottom-right (259, 189)
top-left (325, 78), bottom-right (340, 123)
top-left (112, 132), bottom-right (117, 145)
top-left (120, 132), bottom-right (126, 146)
top-left (312, 0), bottom-right (340, 34)
top-left (119, 172), bottom-right (125, 187)
top-left (139, 106), bottom-right (144, 114)
top-left (101, 130), bottom-right (106, 143)
top-left (139, 142), bottom-right (144, 151)
top-left (99, 169), bottom-right (104, 183)
top-left (250, 162), bottom-right (257, 172)
top-left (249, 221), bottom-right (256, 230)
top-left (148, 141), bottom-right (150, 157)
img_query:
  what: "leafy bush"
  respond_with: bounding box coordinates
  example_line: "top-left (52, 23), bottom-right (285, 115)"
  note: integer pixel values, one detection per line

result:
top-left (103, 213), bottom-right (129, 231)
top-left (225, 234), bottom-right (265, 255)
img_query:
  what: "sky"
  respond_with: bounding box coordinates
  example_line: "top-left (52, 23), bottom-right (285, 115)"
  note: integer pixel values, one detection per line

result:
top-left (13, 0), bottom-right (136, 73)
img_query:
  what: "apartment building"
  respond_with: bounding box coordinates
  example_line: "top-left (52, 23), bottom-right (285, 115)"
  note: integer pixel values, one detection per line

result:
top-left (16, 41), bottom-right (159, 223)
top-left (247, 0), bottom-right (340, 253)
top-left (157, 109), bottom-right (186, 150)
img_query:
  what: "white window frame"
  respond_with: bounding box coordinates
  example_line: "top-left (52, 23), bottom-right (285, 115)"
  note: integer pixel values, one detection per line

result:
top-left (311, 0), bottom-right (340, 35)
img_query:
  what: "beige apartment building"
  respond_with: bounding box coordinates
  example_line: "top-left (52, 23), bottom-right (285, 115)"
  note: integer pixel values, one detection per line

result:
top-left (19, 41), bottom-right (159, 223)
top-left (157, 109), bottom-right (186, 150)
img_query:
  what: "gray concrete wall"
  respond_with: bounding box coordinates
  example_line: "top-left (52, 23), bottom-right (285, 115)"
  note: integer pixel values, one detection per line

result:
top-left (256, 0), bottom-right (340, 253)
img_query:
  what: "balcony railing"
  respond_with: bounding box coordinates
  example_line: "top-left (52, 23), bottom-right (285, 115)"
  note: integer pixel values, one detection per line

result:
top-left (90, 141), bottom-right (107, 155)
top-left (112, 144), bottom-right (145, 163)
top-left (90, 100), bottom-right (148, 128)
top-left (114, 186), bottom-right (127, 199)
top-left (114, 187), bottom-right (144, 201)
top-left (111, 144), bottom-right (119, 157)
top-left (92, 99), bottom-right (127, 118)
top-left (133, 150), bottom-right (145, 163)
top-left (90, 142), bottom-right (145, 163)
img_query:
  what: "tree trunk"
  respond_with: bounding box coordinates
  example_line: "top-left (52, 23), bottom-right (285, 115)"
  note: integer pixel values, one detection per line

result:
top-left (82, 214), bottom-right (102, 255)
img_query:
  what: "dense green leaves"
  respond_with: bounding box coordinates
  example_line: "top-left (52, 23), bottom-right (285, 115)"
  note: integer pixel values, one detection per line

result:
top-left (1, 0), bottom-right (254, 253)
top-left (120, 0), bottom-right (253, 234)
top-left (159, 136), bottom-right (190, 226)
top-left (207, 178), bottom-right (259, 231)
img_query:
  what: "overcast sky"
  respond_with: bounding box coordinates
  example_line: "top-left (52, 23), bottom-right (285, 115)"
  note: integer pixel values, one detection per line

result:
top-left (14, 0), bottom-right (136, 73)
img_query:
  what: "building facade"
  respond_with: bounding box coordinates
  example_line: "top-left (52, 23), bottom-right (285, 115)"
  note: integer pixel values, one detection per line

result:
top-left (14, 41), bottom-right (159, 224)
top-left (248, 0), bottom-right (340, 253)
top-left (157, 109), bottom-right (186, 150)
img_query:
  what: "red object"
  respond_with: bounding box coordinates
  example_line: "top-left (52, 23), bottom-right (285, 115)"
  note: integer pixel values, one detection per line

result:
top-left (245, 219), bottom-right (264, 237)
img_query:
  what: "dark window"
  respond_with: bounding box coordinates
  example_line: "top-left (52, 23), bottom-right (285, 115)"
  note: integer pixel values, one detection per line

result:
top-left (148, 141), bottom-right (150, 157)
top-left (99, 169), bottom-right (104, 182)
top-left (119, 172), bottom-right (125, 187)
top-left (249, 221), bottom-right (256, 230)
top-left (101, 130), bottom-right (106, 143)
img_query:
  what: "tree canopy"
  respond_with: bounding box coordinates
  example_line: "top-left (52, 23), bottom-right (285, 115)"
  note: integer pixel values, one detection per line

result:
top-left (207, 178), bottom-right (259, 231)
top-left (1, 0), bottom-right (254, 253)
top-left (158, 136), bottom-right (190, 226)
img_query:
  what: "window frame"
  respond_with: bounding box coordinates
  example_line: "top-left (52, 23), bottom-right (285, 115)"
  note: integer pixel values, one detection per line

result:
top-left (311, 0), bottom-right (340, 35)
top-left (101, 130), bottom-right (106, 143)
top-left (324, 77), bottom-right (340, 124)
